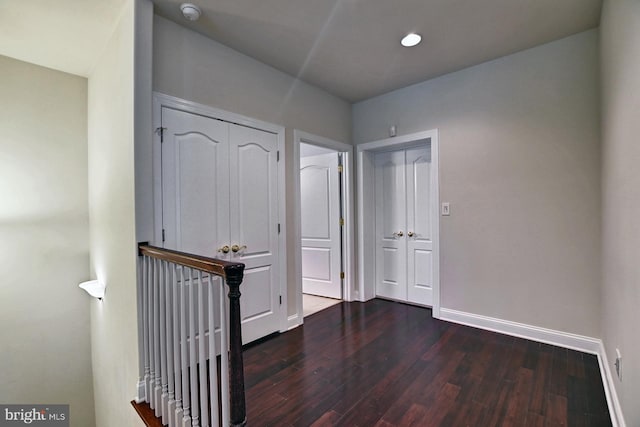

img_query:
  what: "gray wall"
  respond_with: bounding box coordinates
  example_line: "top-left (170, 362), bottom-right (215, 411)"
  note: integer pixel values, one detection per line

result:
top-left (353, 30), bottom-right (601, 337)
top-left (0, 55), bottom-right (95, 427)
top-left (87, 0), bottom-right (142, 425)
top-left (600, 1), bottom-right (640, 425)
top-left (153, 15), bottom-right (352, 317)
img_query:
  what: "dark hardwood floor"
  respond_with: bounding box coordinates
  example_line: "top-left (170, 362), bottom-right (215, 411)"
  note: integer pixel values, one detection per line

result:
top-left (243, 299), bottom-right (611, 427)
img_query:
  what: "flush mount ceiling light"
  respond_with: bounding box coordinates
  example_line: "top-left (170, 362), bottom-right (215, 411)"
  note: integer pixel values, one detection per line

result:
top-left (180, 3), bottom-right (202, 21)
top-left (401, 33), bottom-right (422, 47)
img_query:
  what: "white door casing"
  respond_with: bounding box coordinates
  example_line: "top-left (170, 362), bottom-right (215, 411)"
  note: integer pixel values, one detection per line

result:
top-left (357, 130), bottom-right (440, 316)
top-left (300, 153), bottom-right (342, 299)
top-left (159, 101), bottom-right (282, 344)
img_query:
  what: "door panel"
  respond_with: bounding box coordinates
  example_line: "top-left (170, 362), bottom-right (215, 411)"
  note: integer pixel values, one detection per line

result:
top-left (161, 107), bottom-right (230, 256)
top-left (375, 151), bottom-right (407, 301)
top-left (229, 125), bottom-right (280, 343)
top-left (300, 153), bottom-right (342, 299)
top-left (406, 146), bottom-right (433, 306)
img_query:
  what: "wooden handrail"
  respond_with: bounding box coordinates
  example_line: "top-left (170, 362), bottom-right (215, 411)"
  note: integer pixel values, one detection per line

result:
top-left (138, 243), bottom-right (244, 281)
top-left (138, 243), bottom-right (247, 426)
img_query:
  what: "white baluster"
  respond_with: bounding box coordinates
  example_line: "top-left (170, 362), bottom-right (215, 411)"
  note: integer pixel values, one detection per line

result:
top-left (219, 281), bottom-right (229, 427)
top-left (143, 256), bottom-right (151, 403)
top-left (173, 264), bottom-right (183, 427)
top-left (198, 271), bottom-right (210, 427)
top-left (154, 258), bottom-right (162, 416)
top-left (208, 276), bottom-right (220, 427)
top-left (166, 262), bottom-right (176, 427)
top-left (160, 261), bottom-right (169, 422)
top-left (181, 267), bottom-right (192, 427)
top-left (189, 268), bottom-right (200, 427)
top-left (137, 254), bottom-right (146, 402)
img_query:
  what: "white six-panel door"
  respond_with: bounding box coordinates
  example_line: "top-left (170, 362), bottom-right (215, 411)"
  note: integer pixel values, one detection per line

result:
top-left (161, 106), bottom-right (280, 344)
top-left (300, 153), bottom-right (342, 299)
top-left (375, 146), bottom-right (433, 306)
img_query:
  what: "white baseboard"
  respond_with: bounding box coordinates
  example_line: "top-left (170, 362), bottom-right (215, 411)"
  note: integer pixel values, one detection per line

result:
top-left (439, 308), bottom-right (624, 427)
top-left (440, 308), bottom-right (601, 353)
top-left (287, 314), bottom-right (302, 330)
top-left (597, 341), bottom-right (626, 427)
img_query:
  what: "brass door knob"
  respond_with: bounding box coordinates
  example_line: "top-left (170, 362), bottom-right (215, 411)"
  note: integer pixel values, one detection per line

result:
top-left (218, 245), bottom-right (230, 254)
top-left (407, 231), bottom-right (415, 237)
top-left (231, 244), bottom-right (247, 253)
top-left (393, 231), bottom-right (404, 238)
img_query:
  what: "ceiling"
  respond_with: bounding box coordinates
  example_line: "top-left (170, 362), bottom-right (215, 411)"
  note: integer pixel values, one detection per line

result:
top-left (0, 0), bottom-right (601, 101)
top-left (0, 0), bottom-right (126, 77)
top-left (153, 0), bottom-right (602, 102)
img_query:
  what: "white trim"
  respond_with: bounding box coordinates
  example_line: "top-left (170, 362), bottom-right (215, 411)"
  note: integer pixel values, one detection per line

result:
top-left (292, 130), bottom-right (355, 329)
top-left (439, 307), bottom-right (625, 427)
top-left (356, 129), bottom-right (440, 317)
top-left (287, 314), bottom-right (301, 330)
top-left (439, 308), bottom-right (601, 353)
top-left (597, 341), bottom-right (626, 427)
top-left (276, 130), bottom-right (288, 333)
top-left (152, 92), bottom-right (289, 336)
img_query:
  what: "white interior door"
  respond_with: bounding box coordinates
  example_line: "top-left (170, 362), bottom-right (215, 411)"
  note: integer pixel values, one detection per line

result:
top-left (406, 146), bottom-right (433, 306)
top-left (375, 150), bottom-right (407, 301)
top-left (374, 145), bottom-right (433, 306)
top-left (300, 153), bottom-right (342, 299)
top-left (228, 125), bottom-right (280, 343)
top-left (161, 106), bottom-right (281, 344)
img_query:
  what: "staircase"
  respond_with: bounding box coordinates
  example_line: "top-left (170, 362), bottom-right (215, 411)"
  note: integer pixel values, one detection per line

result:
top-left (133, 244), bottom-right (247, 427)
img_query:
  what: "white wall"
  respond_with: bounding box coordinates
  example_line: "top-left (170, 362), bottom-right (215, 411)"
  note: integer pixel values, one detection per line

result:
top-left (153, 15), bottom-right (352, 318)
top-left (87, 1), bottom-right (142, 425)
top-left (353, 30), bottom-right (601, 337)
top-left (0, 55), bottom-right (95, 427)
top-left (600, 1), bottom-right (640, 425)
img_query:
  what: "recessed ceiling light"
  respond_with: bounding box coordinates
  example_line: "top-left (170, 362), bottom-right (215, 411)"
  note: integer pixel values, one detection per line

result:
top-left (401, 33), bottom-right (422, 47)
top-left (180, 3), bottom-right (202, 21)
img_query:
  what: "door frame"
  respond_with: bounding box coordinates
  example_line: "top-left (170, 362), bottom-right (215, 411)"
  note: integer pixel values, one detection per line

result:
top-left (356, 129), bottom-right (441, 318)
top-left (152, 92), bottom-right (289, 333)
top-left (292, 130), bottom-right (355, 328)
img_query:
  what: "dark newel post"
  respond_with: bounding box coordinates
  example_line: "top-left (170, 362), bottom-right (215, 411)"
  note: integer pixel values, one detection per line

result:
top-left (225, 264), bottom-right (247, 427)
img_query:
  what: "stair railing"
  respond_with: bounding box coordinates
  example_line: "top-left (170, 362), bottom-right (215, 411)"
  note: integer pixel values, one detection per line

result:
top-left (136, 243), bottom-right (246, 427)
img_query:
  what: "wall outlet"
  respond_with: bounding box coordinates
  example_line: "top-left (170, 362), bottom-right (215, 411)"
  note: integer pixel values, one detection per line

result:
top-left (615, 348), bottom-right (622, 381)
top-left (441, 202), bottom-right (450, 216)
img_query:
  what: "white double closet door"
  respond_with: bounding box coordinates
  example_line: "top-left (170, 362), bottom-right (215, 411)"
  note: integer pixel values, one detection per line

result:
top-left (161, 106), bottom-right (281, 344)
top-left (375, 146), bottom-right (434, 306)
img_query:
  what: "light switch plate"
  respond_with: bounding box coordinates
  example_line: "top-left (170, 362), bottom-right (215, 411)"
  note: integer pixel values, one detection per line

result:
top-left (441, 202), bottom-right (450, 216)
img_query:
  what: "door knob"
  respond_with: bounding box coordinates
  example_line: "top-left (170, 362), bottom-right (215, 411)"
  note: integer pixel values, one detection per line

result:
top-left (393, 231), bottom-right (404, 238)
top-left (217, 245), bottom-right (230, 254)
top-left (407, 231), bottom-right (415, 237)
top-left (231, 244), bottom-right (247, 253)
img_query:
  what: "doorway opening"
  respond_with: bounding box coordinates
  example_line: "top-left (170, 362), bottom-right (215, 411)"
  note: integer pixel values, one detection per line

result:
top-left (357, 129), bottom-right (441, 318)
top-left (293, 131), bottom-right (355, 326)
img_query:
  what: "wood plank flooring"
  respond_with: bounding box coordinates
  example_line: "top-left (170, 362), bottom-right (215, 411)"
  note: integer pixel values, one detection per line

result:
top-left (243, 299), bottom-right (611, 426)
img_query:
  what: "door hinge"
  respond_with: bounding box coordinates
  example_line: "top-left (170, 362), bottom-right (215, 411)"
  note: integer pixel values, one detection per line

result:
top-left (340, 272), bottom-right (345, 280)
top-left (338, 165), bottom-right (343, 173)
top-left (279, 295), bottom-right (282, 305)
top-left (339, 218), bottom-right (344, 226)
top-left (162, 229), bottom-right (166, 242)
top-left (277, 150), bottom-right (280, 162)
top-left (155, 127), bottom-right (166, 142)
top-left (278, 223), bottom-right (281, 234)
